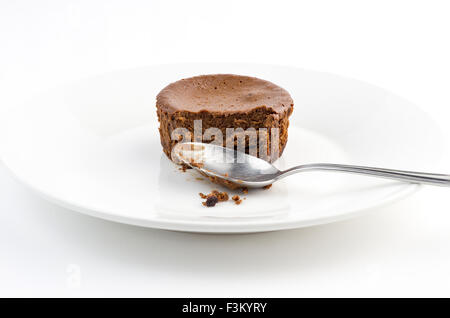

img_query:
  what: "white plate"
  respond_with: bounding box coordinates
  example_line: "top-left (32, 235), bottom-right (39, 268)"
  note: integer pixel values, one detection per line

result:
top-left (0, 64), bottom-right (443, 233)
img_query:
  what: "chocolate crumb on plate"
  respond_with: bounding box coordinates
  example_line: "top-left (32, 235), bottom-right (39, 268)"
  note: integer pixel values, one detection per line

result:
top-left (178, 166), bottom-right (186, 172)
top-left (205, 175), bottom-right (242, 190)
top-left (200, 190), bottom-right (229, 207)
top-left (203, 196), bottom-right (219, 207)
top-left (231, 195), bottom-right (243, 205)
top-left (211, 190), bottom-right (229, 202)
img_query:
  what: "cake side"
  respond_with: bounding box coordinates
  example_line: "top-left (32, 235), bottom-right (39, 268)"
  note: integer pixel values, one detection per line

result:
top-left (156, 105), bottom-right (292, 163)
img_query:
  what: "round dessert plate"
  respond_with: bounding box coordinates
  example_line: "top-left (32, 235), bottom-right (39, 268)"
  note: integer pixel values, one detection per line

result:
top-left (0, 64), bottom-right (443, 233)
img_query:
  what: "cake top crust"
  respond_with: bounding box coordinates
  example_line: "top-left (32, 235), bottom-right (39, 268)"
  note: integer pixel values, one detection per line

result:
top-left (156, 74), bottom-right (293, 114)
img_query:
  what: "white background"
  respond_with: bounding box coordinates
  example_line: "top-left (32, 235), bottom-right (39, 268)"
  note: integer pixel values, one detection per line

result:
top-left (1, 0), bottom-right (450, 297)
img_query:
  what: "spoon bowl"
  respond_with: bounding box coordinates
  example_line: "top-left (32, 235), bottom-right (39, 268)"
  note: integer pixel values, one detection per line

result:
top-left (173, 142), bottom-right (279, 187)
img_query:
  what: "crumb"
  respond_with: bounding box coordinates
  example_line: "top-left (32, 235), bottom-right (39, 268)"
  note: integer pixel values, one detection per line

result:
top-left (203, 196), bottom-right (219, 207)
top-left (205, 175), bottom-right (242, 190)
top-left (195, 177), bottom-right (204, 181)
top-left (242, 187), bottom-right (248, 194)
top-left (200, 190), bottom-right (229, 207)
top-left (211, 190), bottom-right (229, 202)
top-left (263, 184), bottom-right (272, 190)
top-left (197, 170), bottom-right (245, 190)
top-left (231, 195), bottom-right (242, 204)
top-left (190, 161), bottom-right (204, 169)
top-left (178, 164), bottom-right (192, 172)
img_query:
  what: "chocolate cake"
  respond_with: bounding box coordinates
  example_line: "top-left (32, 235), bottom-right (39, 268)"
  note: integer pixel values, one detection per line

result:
top-left (156, 74), bottom-right (294, 163)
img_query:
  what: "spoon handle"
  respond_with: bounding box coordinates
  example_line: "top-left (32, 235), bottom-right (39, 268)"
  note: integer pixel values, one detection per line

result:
top-left (281, 163), bottom-right (450, 186)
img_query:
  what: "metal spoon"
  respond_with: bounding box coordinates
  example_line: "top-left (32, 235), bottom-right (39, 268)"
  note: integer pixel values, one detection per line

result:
top-left (173, 142), bottom-right (450, 188)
